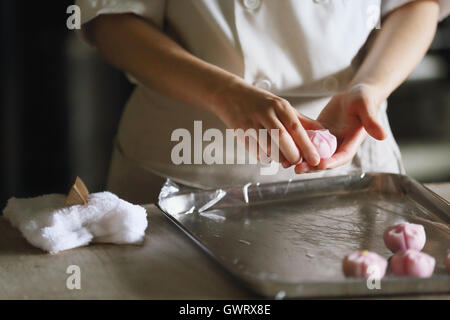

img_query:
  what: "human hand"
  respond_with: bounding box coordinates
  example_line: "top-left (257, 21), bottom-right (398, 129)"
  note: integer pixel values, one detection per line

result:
top-left (295, 84), bottom-right (387, 174)
top-left (212, 78), bottom-right (323, 167)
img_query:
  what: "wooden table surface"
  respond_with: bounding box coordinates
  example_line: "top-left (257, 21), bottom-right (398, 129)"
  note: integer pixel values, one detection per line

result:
top-left (0, 183), bottom-right (449, 300)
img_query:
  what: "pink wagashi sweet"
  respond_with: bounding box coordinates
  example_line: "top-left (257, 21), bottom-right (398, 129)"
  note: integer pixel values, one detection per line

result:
top-left (306, 129), bottom-right (337, 159)
top-left (342, 250), bottom-right (387, 279)
top-left (390, 249), bottom-right (435, 278)
top-left (383, 222), bottom-right (426, 253)
top-left (446, 249), bottom-right (450, 274)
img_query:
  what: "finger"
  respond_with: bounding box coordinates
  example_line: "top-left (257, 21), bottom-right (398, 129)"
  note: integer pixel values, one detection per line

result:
top-left (275, 107), bottom-right (320, 166)
top-left (263, 136), bottom-right (291, 167)
top-left (260, 115), bottom-right (301, 165)
top-left (281, 152), bottom-right (300, 168)
top-left (260, 131), bottom-right (298, 167)
top-left (255, 127), bottom-right (272, 163)
top-left (295, 148), bottom-right (349, 174)
top-left (294, 161), bottom-right (314, 174)
top-left (357, 106), bottom-right (387, 141)
top-left (234, 126), bottom-right (260, 163)
top-left (297, 113), bottom-right (325, 130)
top-left (255, 128), bottom-right (272, 164)
top-left (234, 125), bottom-right (289, 166)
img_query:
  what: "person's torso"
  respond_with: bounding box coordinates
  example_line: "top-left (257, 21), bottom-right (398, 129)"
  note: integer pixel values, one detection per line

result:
top-left (115, 0), bottom-right (404, 188)
top-left (162, 0), bottom-right (381, 95)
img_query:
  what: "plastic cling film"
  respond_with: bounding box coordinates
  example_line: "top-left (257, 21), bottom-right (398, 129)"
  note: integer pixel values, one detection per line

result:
top-left (198, 190), bottom-right (227, 213)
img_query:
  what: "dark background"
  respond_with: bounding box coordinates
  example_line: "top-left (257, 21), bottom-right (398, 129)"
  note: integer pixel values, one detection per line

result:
top-left (1, 2), bottom-right (449, 208)
top-left (0, 1), bottom-right (132, 206)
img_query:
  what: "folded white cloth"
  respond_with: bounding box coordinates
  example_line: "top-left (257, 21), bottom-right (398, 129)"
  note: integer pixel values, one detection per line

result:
top-left (3, 192), bottom-right (148, 254)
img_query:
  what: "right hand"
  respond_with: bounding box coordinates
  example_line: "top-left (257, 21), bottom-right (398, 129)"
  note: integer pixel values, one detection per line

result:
top-left (295, 83), bottom-right (386, 174)
top-left (210, 78), bottom-right (322, 167)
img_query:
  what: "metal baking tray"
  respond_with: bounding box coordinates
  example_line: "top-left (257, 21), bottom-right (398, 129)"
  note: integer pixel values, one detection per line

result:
top-left (157, 173), bottom-right (450, 298)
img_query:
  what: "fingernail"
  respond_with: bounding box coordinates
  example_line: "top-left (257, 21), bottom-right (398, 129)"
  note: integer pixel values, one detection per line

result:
top-left (310, 154), bottom-right (320, 166)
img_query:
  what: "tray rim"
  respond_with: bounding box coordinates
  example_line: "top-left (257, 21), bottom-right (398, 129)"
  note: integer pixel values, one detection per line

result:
top-left (156, 172), bottom-right (450, 298)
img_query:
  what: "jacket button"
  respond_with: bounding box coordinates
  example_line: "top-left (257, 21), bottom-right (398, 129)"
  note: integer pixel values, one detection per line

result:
top-left (323, 76), bottom-right (339, 92)
top-left (255, 79), bottom-right (272, 91)
top-left (243, 0), bottom-right (261, 10)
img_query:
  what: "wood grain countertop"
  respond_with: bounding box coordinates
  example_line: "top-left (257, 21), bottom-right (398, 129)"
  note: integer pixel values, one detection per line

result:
top-left (0, 183), bottom-right (448, 299)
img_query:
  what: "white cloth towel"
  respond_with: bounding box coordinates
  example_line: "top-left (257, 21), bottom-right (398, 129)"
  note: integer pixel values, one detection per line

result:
top-left (3, 192), bottom-right (148, 254)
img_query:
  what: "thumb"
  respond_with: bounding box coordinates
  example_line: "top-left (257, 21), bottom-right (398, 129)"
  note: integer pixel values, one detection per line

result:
top-left (297, 113), bottom-right (324, 130)
top-left (357, 106), bottom-right (387, 141)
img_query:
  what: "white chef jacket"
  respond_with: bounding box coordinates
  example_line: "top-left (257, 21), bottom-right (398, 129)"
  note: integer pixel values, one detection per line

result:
top-left (76, 0), bottom-right (450, 190)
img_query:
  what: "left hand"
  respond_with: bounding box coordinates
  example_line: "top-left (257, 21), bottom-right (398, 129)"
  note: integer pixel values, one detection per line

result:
top-left (295, 84), bottom-right (387, 174)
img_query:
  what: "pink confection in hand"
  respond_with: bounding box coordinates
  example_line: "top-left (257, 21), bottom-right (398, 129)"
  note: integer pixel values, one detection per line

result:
top-left (342, 250), bottom-right (387, 279)
top-left (383, 222), bottom-right (426, 253)
top-left (306, 129), bottom-right (337, 159)
top-left (390, 249), bottom-right (435, 278)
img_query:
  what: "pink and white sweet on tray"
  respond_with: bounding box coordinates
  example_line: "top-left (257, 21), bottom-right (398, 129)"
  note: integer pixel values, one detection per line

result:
top-left (342, 250), bottom-right (387, 279)
top-left (390, 249), bottom-right (435, 278)
top-left (306, 129), bottom-right (337, 159)
top-left (383, 222), bottom-right (426, 253)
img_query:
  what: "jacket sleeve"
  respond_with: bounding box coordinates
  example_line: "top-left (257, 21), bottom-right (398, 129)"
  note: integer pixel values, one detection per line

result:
top-left (74, 1), bottom-right (166, 84)
top-left (76, 0), bottom-right (166, 28)
top-left (382, 0), bottom-right (450, 21)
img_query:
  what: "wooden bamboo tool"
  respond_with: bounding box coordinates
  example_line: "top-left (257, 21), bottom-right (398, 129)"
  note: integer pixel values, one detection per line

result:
top-left (65, 177), bottom-right (89, 206)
